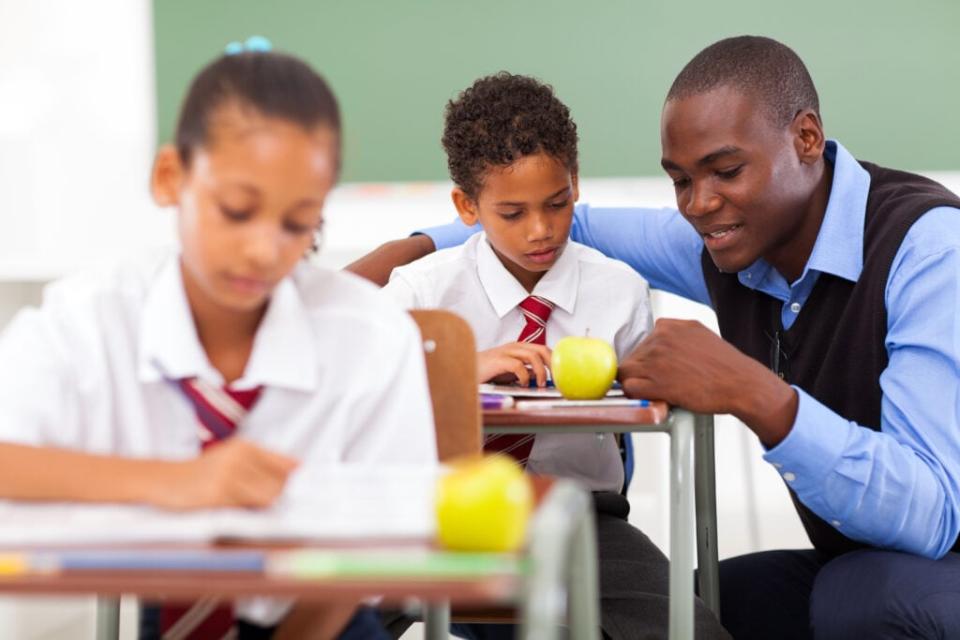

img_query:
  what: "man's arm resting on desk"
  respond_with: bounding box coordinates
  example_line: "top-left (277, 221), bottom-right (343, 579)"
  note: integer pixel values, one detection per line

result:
top-left (345, 235), bottom-right (436, 286)
top-left (0, 439), bottom-right (297, 510)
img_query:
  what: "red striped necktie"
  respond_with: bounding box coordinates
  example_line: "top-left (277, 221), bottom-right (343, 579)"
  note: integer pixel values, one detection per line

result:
top-left (153, 379), bottom-right (263, 640)
top-left (484, 295), bottom-right (555, 464)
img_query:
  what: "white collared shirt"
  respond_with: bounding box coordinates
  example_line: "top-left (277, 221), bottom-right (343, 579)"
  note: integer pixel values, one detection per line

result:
top-left (384, 233), bottom-right (652, 492)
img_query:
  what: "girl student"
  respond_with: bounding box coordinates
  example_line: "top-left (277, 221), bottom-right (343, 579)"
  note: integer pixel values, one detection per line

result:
top-left (0, 42), bottom-right (435, 639)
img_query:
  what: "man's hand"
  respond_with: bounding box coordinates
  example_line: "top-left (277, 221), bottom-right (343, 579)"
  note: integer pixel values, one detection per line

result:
top-left (152, 439), bottom-right (299, 510)
top-left (479, 342), bottom-right (553, 387)
top-left (618, 318), bottom-right (798, 446)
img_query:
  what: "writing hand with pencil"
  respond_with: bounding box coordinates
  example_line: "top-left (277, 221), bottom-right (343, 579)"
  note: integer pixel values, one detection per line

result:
top-left (618, 318), bottom-right (797, 447)
top-left (478, 342), bottom-right (552, 388)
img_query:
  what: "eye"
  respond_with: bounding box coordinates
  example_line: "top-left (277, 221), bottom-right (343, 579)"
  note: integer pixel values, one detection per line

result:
top-left (219, 205), bottom-right (252, 221)
top-left (671, 176), bottom-right (690, 189)
top-left (549, 199), bottom-right (570, 210)
top-left (499, 211), bottom-right (522, 221)
top-left (283, 220), bottom-right (313, 235)
top-left (716, 165), bottom-right (743, 180)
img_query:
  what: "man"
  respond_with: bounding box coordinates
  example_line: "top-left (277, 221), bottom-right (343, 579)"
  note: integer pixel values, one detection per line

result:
top-left (350, 36), bottom-right (960, 639)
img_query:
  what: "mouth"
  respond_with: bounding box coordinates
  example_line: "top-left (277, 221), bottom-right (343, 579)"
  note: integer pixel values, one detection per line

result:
top-left (224, 274), bottom-right (271, 296)
top-left (701, 224), bottom-right (743, 251)
top-left (525, 246), bottom-right (560, 265)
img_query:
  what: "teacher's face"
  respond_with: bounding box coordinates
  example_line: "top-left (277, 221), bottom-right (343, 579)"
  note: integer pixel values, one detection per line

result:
top-left (660, 85), bottom-right (818, 277)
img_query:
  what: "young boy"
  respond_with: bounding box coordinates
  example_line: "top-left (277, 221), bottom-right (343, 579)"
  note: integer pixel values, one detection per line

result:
top-left (382, 73), bottom-right (729, 640)
top-left (0, 48), bottom-right (435, 639)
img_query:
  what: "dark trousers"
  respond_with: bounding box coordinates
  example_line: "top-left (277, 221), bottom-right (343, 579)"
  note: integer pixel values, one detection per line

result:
top-left (447, 492), bottom-right (730, 640)
top-left (718, 548), bottom-right (960, 640)
top-left (140, 605), bottom-right (389, 639)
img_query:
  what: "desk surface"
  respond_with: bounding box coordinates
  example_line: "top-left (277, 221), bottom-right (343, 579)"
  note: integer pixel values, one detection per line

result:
top-left (483, 400), bottom-right (669, 427)
top-left (0, 548), bottom-right (519, 606)
top-left (0, 479), bottom-right (558, 607)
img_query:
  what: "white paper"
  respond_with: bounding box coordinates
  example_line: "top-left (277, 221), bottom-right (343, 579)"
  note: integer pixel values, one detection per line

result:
top-left (0, 465), bottom-right (438, 547)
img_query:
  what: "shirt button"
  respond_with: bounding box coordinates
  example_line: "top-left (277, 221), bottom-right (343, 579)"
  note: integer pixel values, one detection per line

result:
top-left (772, 462), bottom-right (783, 469)
top-left (783, 472), bottom-right (796, 483)
top-left (789, 302), bottom-right (801, 313)
top-left (831, 520), bottom-right (842, 527)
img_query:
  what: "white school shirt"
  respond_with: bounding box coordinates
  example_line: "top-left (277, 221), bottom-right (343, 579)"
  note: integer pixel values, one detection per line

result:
top-left (0, 251), bottom-right (437, 624)
top-left (384, 232), bottom-right (652, 492)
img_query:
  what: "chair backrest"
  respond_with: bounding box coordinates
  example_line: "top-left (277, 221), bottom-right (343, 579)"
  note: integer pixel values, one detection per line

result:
top-left (409, 309), bottom-right (482, 462)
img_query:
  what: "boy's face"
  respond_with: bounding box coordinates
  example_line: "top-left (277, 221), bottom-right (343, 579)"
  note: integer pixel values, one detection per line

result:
top-left (153, 106), bottom-right (337, 316)
top-left (453, 152), bottom-right (578, 291)
top-left (660, 85), bottom-right (824, 277)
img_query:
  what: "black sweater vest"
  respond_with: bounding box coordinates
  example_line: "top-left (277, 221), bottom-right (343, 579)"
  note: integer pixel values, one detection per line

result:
top-left (701, 161), bottom-right (960, 558)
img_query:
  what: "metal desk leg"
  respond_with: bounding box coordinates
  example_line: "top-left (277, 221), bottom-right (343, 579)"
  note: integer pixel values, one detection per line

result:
top-left (521, 480), bottom-right (598, 640)
top-left (567, 496), bottom-right (600, 639)
top-left (669, 410), bottom-right (695, 640)
top-left (96, 597), bottom-right (121, 640)
top-left (694, 413), bottom-right (721, 618)
top-left (424, 601), bottom-right (451, 640)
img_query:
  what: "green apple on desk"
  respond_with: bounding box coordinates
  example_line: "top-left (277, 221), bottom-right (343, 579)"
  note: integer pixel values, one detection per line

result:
top-left (435, 455), bottom-right (533, 552)
top-left (551, 335), bottom-right (618, 400)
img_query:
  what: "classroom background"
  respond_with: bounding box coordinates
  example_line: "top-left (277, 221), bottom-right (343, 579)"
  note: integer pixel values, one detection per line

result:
top-left (0, 0), bottom-right (958, 637)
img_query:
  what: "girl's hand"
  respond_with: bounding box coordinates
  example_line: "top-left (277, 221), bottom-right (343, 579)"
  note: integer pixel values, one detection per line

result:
top-left (151, 438), bottom-right (299, 510)
top-left (478, 342), bottom-right (552, 387)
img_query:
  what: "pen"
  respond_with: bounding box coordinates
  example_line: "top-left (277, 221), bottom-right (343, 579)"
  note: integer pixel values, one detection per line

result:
top-left (480, 394), bottom-right (515, 410)
top-left (514, 398), bottom-right (650, 410)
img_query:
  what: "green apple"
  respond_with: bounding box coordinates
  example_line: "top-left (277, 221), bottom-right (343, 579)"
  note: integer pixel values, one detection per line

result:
top-left (551, 335), bottom-right (618, 400)
top-left (435, 455), bottom-right (533, 552)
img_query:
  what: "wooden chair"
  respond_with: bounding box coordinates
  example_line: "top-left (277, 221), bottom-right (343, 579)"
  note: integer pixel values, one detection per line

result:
top-left (409, 309), bottom-right (483, 461)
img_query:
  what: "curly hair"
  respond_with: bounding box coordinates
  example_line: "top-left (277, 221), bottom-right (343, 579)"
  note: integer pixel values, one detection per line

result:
top-left (442, 72), bottom-right (579, 199)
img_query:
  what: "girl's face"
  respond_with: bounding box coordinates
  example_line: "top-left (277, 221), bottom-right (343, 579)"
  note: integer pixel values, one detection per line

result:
top-left (154, 105), bottom-right (338, 316)
top-left (452, 152), bottom-right (578, 292)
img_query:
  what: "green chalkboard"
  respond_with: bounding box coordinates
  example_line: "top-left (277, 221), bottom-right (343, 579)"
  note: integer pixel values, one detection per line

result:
top-left (153, 0), bottom-right (960, 183)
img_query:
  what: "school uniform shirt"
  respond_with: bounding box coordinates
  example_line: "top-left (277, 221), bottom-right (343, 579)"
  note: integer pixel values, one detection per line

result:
top-left (0, 251), bottom-right (437, 623)
top-left (421, 140), bottom-right (960, 559)
top-left (384, 232), bottom-right (652, 493)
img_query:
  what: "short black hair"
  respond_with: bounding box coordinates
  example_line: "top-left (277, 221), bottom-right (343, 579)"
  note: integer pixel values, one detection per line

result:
top-left (175, 51), bottom-right (342, 171)
top-left (442, 72), bottom-right (578, 199)
top-left (667, 36), bottom-right (820, 128)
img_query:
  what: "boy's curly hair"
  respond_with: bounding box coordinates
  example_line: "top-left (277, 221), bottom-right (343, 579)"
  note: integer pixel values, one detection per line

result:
top-left (442, 72), bottom-right (579, 199)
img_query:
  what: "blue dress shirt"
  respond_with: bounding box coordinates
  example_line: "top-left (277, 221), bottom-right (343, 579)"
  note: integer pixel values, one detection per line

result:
top-left (420, 140), bottom-right (960, 558)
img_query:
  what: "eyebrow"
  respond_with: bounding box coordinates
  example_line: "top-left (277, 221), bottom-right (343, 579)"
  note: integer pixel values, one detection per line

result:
top-left (494, 186), bottom-right (571, 207)
top-left (661, 145), bottom-right (743, 171)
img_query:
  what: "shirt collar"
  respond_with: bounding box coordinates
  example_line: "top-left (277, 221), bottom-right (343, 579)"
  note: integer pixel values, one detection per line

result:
top-left (138, 256), bottom-right (318, 392)
top-left (475, 232), bottom-right (579, 317)
top-left (738, 139), bottom-right (869, 287)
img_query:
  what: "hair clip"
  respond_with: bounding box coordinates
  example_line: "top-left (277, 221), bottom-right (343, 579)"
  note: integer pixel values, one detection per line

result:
top-left (224, 35), bottom-right (273, 56)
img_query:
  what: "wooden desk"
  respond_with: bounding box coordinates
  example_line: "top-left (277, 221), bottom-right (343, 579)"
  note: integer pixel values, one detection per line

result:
top-left (0, 480), bottom-right (598, 640)
top-left (484, 403), bottom-right (719, 640)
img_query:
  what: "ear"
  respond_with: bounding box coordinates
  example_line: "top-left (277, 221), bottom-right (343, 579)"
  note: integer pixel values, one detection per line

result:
top-left (150, 144), bottom-right (185, 207)
top-left (571, 173), bottom-right (580, 202)
top-left (791, 109), bottom-right (826, 166)
top-left (451, 187), bottom-right (481, 227)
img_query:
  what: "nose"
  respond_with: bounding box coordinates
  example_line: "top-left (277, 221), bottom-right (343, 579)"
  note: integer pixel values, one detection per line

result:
top-left (242, 222), bottom-right (282, 270)
top-left (526, 210), bottom-right (553, 242)
top-left (684, 180), bottom-right (722, 218)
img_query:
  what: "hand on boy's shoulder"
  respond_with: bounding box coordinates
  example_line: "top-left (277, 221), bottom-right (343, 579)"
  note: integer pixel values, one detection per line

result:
top-left (478, 342), bottom-right (552, 387)
top-left (150, 438), bottom-right (298, 511)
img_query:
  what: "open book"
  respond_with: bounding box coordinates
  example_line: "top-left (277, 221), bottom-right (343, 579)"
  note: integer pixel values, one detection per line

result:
top-left (0, 465), bottom-right (439, 547)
